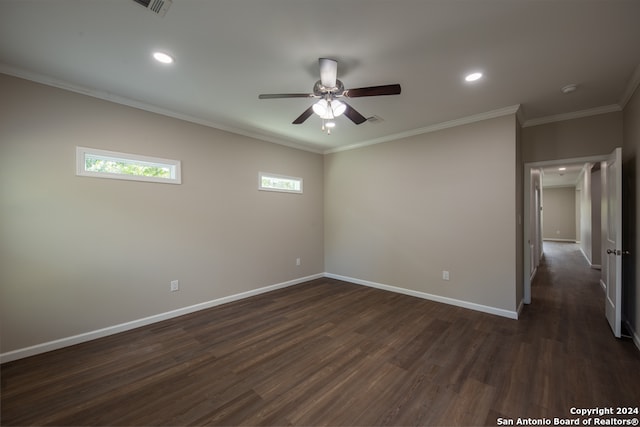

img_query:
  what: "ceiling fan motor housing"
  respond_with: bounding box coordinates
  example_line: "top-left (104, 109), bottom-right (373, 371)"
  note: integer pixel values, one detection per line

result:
top-left (313, 79), bottom-right (344, 96)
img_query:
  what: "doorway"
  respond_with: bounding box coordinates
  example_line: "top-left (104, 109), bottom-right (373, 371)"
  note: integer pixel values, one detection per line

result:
top-left (524, 154), bottom-right (609, 305)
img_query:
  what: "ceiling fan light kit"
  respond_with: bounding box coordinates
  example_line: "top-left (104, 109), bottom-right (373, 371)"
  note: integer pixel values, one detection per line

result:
top-left (259, 58), bottom-right (401, 134)
top-left (312, 98), bottom-right (346, 119)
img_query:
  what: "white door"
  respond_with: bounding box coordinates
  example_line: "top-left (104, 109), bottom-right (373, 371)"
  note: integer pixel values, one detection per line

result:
top-left (602, 147), bottom-right (622, 337)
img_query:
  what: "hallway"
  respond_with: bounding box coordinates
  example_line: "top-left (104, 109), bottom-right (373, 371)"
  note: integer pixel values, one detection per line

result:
top-left (519, 241), bottom-right (639, 413)
top-left (531, 241), bottom-right (602, 313)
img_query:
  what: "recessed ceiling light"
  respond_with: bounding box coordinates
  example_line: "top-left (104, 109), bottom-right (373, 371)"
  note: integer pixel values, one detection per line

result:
top-left (153, 51), bottom-right (174, 64)
top-left (561, 84), bottom-right (577, 94)
top-left (465, 72), bottom-right (483, 82)
top-left (558, 167), bottom-right (567, 171)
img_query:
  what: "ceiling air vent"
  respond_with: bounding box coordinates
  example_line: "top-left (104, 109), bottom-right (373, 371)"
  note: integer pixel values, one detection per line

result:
top-left (132, 0), bottom-right (172, 17)
top-left (366, 115), bottom-right (384, 124)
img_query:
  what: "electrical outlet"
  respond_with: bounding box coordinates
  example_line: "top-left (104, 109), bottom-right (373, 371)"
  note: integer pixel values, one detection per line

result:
top-left (296, 257), bottom-right (301, 266)
top-left (442, 271), bottom-right (450, 281)
top-left (170, 280), bottom-right (179, 292)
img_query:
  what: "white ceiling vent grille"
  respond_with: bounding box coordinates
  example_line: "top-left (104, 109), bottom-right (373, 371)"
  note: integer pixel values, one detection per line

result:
top-left (133, 0), bottom-right (172, 17)
top-left (366, 115), bottom-right (384, 124)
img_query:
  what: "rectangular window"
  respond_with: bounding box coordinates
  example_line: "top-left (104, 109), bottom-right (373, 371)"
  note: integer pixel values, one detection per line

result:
top-left (76, 147), bottom-right (181, 184)
top-left (259, 172), bottom-right (303, 194)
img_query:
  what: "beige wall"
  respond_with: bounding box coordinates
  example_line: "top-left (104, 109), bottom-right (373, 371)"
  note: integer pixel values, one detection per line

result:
top-left (0, 75), bottom-right (325, 354)
top-left (542, 187), bottom-right (577, 241)
top-left (324, 115), bottom-right (519, 313)
top-left (622, 83), bottom-right (640, 344)
top-left (523, 112), bottom-right (623, 163)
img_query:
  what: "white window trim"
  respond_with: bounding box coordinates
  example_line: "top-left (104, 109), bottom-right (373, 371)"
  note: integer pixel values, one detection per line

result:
top-left (76, 146), bottom-right (181, 184)
top-left (258, 172), bottom-right (303, 194)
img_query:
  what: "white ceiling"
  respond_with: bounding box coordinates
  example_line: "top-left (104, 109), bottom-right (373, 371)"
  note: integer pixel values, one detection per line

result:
top-left (542, 163), bottom-right (587, 188)
top-left (1, 0), bottom-right (639, 153)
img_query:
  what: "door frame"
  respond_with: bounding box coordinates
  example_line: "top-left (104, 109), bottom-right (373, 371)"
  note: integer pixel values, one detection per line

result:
top-left (523, 154), bottom-right (609, 304)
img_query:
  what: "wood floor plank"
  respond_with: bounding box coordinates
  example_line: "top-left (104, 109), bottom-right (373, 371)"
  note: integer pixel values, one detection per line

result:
top-left (2, 245), bottom-right (640, 426)
top-left (437, 377), bottom-right (497, 426)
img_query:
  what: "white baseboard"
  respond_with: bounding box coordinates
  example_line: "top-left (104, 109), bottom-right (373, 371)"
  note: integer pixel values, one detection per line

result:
top-left (624, 320), bottom-right (640, 352)
top-left (579, 246), bottom-right (592, 265)
top-left (4, 270), bottom-right (628, 363)
top-left (529, 265), bottom-right (538, 283)
top-left (632, 328), bottom-right (640, 353)
top-left (577, 247), bottom-right (602, 270)
top-left (0, 273), bottom-right (324, 364)
top-left (516, 299), bottom-right (524, 316)
top-left (324, 273), bottom-right (519, 320)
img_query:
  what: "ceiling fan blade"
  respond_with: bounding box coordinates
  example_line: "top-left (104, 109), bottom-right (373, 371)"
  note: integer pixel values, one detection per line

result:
top-left (292, 106), bottom-right (315, 124)
top-left (319, 58), bottom-right (338, 89)
top-left (259, 93), bottom-right (314, 99)
top-left (342, 102), bottom-right (367, 125)
top-left (344, 84), bottom-right (401, 98)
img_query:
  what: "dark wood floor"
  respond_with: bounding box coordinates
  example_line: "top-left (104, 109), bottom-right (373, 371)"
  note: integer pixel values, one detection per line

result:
top-left (2, 242), bottom-right (640, 426)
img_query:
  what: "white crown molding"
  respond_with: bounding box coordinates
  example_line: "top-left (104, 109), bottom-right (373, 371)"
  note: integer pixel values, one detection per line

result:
top-left (5, 61), bottom-right (637, 155)
top-left (620, 64), bottom-right (640, 109)
top-left (324, 104), bottom-right (522, 154)
top-left (5, 62), bottom-right (519, 157)
top-left (523, 104), bottom-right (622, 128)
top-left (0, 65), bottom-right (521, 156)
top-left (0, 64), bottom-right (325, 155)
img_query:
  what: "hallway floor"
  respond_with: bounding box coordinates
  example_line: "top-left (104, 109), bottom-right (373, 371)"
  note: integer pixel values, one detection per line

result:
top-left (521, 241), bottom-right (639, 413)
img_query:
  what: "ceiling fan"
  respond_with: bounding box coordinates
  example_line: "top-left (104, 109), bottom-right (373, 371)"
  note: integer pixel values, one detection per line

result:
top-left (259, 58), bottom-right (401, 133)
